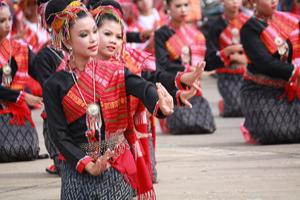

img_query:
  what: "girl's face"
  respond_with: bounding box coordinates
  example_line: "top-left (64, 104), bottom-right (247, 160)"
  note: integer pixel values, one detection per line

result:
top-left (0, 6), bottom-right (12, 39)
top-left (97, 19), bottom-right (123, 60)
top-left (137, 0), bottom-right (153, 14)
top-left (255, 0), bottom-right (278, 17)
top-left (67, 15), bottom-right (99, 59)
top-left (168, 0), bottom-right (190, 23)
top-left (223, 0), bottom-right (242, 14)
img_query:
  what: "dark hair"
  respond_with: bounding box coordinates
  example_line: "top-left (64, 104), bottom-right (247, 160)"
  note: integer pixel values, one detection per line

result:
top-left (45, 0), bottom-right (75, 26)
top-left (165, 0), bottom-right (173, 6)
top-left (96, 13), bottom-right (121, 28)
top-left (90, 0), bottom-right (123, 28)
top-left (37, 0), bottom-right (50, 6)
top-left (88, 0), bottom-right (123, 15)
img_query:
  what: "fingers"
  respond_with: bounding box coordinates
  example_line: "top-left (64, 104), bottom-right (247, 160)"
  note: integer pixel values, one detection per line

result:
top-left (103, 148), bottom-right (114, 160)
top-left (93, 149), bottom-right (115, 175)
top-left (160, 84), bottom-right (171, 98)
top-left (180, 89), bottom-right (197, 109)
top-left (182, 99), bottom-right (192, 109)
top-left (157, 83), bottom-right (172, 99)
top-left (156, 83), bottom-right (164, 99)
top-left (156, 83), bottom-right (174, 116)
top-left (192, 82), bottom-right (202, 93)
top-left (197, 61), bottom-right (206, 70)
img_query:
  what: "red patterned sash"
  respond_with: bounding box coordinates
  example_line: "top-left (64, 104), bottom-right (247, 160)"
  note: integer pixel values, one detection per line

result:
top-left (165, 24), bottom-right (206, 66)
top-left (281, 27), bottom-right (300, 101)
top-left (122, 46), bottom-right (156, 74)
top-left (260, 11), bottom-right (299, 55)
top-left (217, 12), bottom-right (249, 74)
top-left (290, 28), bottom-right (300, 66)
top-left (62, 60), bottom-right (128, 135)
top-left (119, 47), bottom-right (156, 199)
top-left (244, 71), bottom-right (287, 88)
top-left (0, 39), bottom-right (34, 126)
top-left (0, 39), bottom-right (29, 90)
top-left (219, 12), bottom-right (250, 49)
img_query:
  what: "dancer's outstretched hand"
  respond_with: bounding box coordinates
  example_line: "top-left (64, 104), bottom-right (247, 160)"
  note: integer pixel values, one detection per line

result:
top-left (156, 83), bottom-right (174, 116)
top-left (180, 61), bottom-right (205, 92)
top-left (85, 149), bottom-right (114, 176)
top-left (179, 87), bottom-right (198, 109)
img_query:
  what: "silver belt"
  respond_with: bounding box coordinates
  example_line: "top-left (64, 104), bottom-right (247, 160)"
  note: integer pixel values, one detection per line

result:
top-left (79, 134), bottom-right (128, 160)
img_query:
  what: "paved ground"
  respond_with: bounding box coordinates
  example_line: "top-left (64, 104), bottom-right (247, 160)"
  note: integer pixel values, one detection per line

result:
top-left (0, 76), bottom-right (300, 200)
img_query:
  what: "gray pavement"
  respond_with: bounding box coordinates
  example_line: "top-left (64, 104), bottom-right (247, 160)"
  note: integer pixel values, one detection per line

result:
top-left (0, 76), bottom-right (300, 200)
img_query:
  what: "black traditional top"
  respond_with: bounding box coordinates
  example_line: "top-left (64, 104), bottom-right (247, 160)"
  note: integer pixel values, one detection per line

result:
top-left (154, 25), bottom-right (185, 73)
top-left (43, 67), bottom-right (164, 167)
top-left (205, 15), bottom-right (227, 71)
top-left (32, 46), bottom-right (64, 85)
top-left (0, 48), bottom-right (35, 106)
top-left (240, 17), bottom-right (294, 81)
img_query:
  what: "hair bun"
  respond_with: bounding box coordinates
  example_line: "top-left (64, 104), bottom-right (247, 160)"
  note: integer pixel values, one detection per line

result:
top-left (45, 0), bottom-right (74, 26)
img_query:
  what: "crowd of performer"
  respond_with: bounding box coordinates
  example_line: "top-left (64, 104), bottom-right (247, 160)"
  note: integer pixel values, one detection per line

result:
top-left (0, 0), bottom-right (300, 199)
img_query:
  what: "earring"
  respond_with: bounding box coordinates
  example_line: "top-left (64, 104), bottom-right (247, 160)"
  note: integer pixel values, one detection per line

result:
top-left (69, 47), bottom-right (74, 62)
top-left (253, 3), bottom-right (257, 12)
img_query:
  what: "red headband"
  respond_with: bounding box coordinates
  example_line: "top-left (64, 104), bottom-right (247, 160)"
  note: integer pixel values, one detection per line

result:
top-left (91, 5), bottom-right (123, 22)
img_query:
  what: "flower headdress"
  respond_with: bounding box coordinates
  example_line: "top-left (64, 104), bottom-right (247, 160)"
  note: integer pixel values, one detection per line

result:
top-left (91, 5), bottom-right (123, 23)
top-left (48, 1), bottom-right (89, 49)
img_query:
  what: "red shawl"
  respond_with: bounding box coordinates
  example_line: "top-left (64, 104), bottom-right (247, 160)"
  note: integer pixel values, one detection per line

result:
top-left (219, 12), bottom-right (249, 49)
top-left (0, 38), bottom-right (34, 126)
top-left (122, 46), bottom-right (156, 74)
top-left (217, 12), bottom-right (249, 74)
top-left (281, 26), bottom-right (300, 101)
top-left (62, 60), bottom-right (128, 135)
top-left (165, 24), bottom-right (206, 66)
top-left (116, 45), bottom-right (156, 199)
top-left (260, 11), bottom-right (299, 55)
top-left (121, 55), bottom-right (156, 199)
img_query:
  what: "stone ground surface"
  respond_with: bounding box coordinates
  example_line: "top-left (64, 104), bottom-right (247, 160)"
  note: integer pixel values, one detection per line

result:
top-left (0, 76), bottom-right (300, 200)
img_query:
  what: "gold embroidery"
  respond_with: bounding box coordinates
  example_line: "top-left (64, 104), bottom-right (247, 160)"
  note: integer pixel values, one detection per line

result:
top-left (67, 91), bottom-right (86, 108)
top-left (101, 97), bottom-right (127, 110)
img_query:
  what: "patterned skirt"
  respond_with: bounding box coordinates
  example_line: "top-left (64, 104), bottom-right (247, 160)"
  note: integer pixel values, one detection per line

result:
top-left (166, 96), bottom-right (216, 134)
top-left (43, 119), bottom-right (59, 158)
top-left (0, 114), bottom-right (39, 162)
top-left (61, 162), bottom-right (134, 200)
top-left (217, 73), bottom-right (243, 117)
top-left (241, 80), bottom-right (300, 144)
